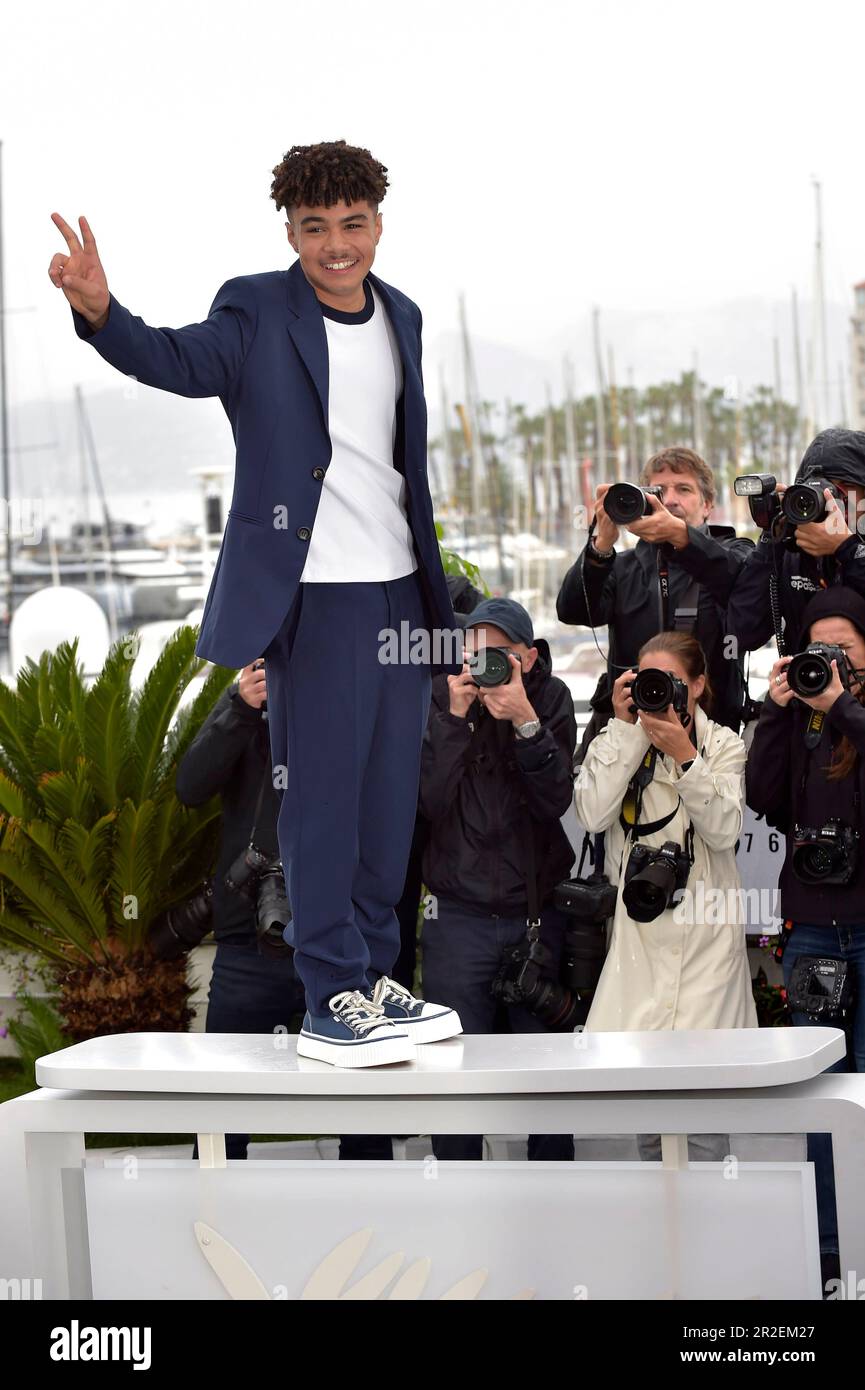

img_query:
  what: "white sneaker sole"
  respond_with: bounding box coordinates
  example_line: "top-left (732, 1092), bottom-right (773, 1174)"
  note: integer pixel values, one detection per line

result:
top-left (401, 1011), bottom-right (463, 1044)
top-left (297, 1032), bottom-right (417, 1069)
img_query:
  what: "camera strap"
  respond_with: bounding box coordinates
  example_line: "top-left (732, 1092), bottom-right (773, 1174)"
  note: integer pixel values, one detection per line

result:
top-left (520, 799), bottom-right (542, 932)
top-left (248, 760), bottom-right (273, 847)
top-left (656, 550), bottom-right (700, 634)
top-left (804, 709), bottom-right (825, 752)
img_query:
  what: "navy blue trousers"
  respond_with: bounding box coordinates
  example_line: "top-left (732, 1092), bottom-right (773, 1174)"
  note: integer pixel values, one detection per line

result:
top-left (263, 571), bottom-right (432, 1016)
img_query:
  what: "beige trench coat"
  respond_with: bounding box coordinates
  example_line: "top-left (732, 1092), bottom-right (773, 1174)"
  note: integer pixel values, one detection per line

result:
top-left (573, 706), bottom-right (758, 1032)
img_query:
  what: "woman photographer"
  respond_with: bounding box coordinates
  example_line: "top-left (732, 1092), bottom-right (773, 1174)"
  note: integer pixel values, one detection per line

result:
top-left (746, 586), bottom-right (865, 1283)
top-left (574, 631), bottom-right (756, 1160)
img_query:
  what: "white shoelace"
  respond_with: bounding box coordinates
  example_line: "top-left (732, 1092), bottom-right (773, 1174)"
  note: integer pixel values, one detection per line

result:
top-left (374, 976), bottom-right (414, 1008)
top-left (330, 989), bottom-right (387, 1034)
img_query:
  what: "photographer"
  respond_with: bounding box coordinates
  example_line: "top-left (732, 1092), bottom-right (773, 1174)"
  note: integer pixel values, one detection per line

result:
top-left (419, 597), bottom-right (578, 1161)
top-left (574, 631), bottom-right (756, 1160)
top-left (746, 586), bottom-right (865, 1281)
top-left (176, 660), bottom-right (391, 1161)
top-left (556, 447), bottom-right (754, 746)
top-left (726, 428), bottom-right (865, 654)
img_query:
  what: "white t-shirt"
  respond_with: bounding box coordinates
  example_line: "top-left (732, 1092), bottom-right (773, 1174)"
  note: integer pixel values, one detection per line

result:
top-left (299, 282), bottom-right (419, 583)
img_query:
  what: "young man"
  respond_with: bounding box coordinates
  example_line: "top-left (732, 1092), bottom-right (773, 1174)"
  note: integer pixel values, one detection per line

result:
top-left (556, 446), bottom-right (754, 747)
top-left (49, 139), bottom-right (462, 1067)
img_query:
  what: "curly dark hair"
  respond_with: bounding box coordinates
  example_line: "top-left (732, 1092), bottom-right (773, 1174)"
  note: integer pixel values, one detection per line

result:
top-left (270, 140), bottom-right (389, 216)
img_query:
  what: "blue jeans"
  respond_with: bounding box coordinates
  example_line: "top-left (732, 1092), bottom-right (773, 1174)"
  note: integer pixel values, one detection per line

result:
top-left (420, 898), bottom-right (580, 1160)
top-left (782, 921), bottom-right (865, 1256)
top-left (190, 939), bottom-right (391, 1160)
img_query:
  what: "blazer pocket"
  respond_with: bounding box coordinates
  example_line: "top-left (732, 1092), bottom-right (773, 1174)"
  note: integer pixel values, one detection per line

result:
top-left (228, 508), bottom-right (265, 527)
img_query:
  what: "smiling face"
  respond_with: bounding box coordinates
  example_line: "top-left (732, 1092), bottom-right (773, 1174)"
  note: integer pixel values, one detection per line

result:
top-left (646, 465), bottom-right (712, 527)
top-left (285, 198), bottom-right (382, 311)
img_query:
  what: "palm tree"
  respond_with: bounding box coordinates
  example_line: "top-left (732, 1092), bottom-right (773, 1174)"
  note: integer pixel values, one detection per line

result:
top-left (0, 626), bottom-right (236, 1039)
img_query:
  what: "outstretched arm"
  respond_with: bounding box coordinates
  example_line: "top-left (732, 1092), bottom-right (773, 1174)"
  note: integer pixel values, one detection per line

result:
top-left (49, 212), bottom-right (257, 398)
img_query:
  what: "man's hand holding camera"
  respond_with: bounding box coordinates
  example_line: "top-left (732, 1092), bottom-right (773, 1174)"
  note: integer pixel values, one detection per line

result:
top-left (238, 658), bottom-right (267, 710)
top-left (590, 483), bottom-right (620, 555)
top-left (794, 488), bottom-right (852, 557)
top-left (627, 491), bottom-right (689, 549)
top-left (448, 659), bottom-right (480, 719)
top-left (476, 653), bottom-right (537, 727)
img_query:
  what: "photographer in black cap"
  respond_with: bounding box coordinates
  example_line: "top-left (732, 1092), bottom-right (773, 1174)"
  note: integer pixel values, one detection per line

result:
top-left (727, 428), bottom-right (865, 656)
top-left (746, 584), bottom-right (865, 1287)
top-left (557, 447), bottom-right (753, 753)
top-left (419, 596), bottom-right (578, 1161)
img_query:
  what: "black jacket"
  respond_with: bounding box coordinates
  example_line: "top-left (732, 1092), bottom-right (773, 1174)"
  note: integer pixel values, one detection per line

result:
top-left (419, 639), bottom-right (577, 916)
top-left (746, 690), bottom-right (865, 924)
top-left (556, 524), bottom-right (754, 732)
top-left (726, 430), bottom-right (865, 653)
top-left (175, 683), bottom-right (280, 942)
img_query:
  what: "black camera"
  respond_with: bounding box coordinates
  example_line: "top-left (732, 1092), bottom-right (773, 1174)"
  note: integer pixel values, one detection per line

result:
top-left (734, 473), bottom-right (843, 538)
top-left (628, 667), bottom-right (689, 720)
top-left (466, 646), bottom-right (517, 688)
top-left (786, 643), bottom-right (850, 698)
top-left (790, 819), bottom-right (859, 887)
top-left (622, 840), bottom-right (690, 922)
top-left (225, 844), bottom-right (293, 956)
top-left (783, 477), bottom-right (842, 525)
top-left (786, 956), bottom-right (855, 1023)
top-left (147, 880), bottom-right (214, 961)
top-left (554, 872), bottom-right (618, 994)
top-left (603, 482), bottom-right (663, 526)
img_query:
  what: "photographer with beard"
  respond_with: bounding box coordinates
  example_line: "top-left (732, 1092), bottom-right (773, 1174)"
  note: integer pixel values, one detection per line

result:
top-left (726, 428), bottom-right (865, 655)
top-left (419, 597), bottom-right (578, 1162)
top-left (746, 586), bottom-right (865, 1287)
top-left (557, 447), bottom-right (753, 749)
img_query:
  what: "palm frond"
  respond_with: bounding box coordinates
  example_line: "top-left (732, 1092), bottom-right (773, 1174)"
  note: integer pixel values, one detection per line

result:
top-left (127, 626), bottom-right (203, 801)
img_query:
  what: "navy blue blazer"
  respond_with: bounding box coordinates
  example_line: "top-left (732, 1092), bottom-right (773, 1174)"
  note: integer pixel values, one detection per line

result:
top-left (71, 259), bottom-right (457, 669)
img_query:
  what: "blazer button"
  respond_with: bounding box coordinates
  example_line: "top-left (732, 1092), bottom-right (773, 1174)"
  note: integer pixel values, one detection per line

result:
top-left (311, 467), bottom-right (326, 481)
top-left (296, 526), bottom-right (311, 541)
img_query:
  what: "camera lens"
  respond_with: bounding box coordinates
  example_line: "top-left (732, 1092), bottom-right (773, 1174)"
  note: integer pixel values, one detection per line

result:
top-left (631, 668), bottom-right (674, 712)
top-left (468, 646), bottom-right (512, 687)
top-left (787, 652), bottom-right (832, 697)
top-left (792, 842), bottom-right (838, 883)
top-left (604, 482), bottom-right (649, 525)
top-left (783, 484), bottom-right (825, 524)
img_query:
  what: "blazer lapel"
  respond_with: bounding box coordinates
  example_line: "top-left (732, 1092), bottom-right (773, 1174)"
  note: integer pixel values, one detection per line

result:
top-left (285, 260), bottom-right (329, 426)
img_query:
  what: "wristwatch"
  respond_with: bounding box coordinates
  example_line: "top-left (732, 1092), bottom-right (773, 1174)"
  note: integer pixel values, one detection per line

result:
top-left (515, 718), bottom-right (542, 739)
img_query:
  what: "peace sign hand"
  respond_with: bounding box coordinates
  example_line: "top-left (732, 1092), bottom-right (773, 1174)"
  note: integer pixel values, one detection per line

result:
top-left (48, 213), bottom-right (110, 327)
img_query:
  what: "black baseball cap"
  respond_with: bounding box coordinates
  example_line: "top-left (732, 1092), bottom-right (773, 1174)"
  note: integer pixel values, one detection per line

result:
top-left (463, 597), bottom-right (535, 647)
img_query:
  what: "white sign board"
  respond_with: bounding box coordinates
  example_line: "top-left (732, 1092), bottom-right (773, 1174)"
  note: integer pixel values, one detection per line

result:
top-left (84, 1159), bottom-right (820, 1301)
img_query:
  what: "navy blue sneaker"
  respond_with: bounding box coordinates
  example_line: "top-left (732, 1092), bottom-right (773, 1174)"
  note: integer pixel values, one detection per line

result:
top-left (297, 989), bottom-right (415, 1068)
top-left (369, 976), bottom-right (462, 1043)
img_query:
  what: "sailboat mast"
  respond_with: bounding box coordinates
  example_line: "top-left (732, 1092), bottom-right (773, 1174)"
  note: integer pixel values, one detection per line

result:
top-left (0, 141), bottom-right (12, 631)
top-left (791, 285), bottom-right (806, 463)
top-left (592, 307), bottom-right (606, 485)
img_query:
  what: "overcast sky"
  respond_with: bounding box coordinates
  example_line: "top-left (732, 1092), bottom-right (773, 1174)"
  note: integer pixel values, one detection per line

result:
top-left (3, 0), bottom-right (865, 408)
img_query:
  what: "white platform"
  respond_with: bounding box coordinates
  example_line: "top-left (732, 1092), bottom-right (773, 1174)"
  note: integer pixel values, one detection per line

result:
top-left (33, 1026), bottom-right (844, 1095)
top-left (3, 1026), bottom-right (865, 1298)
